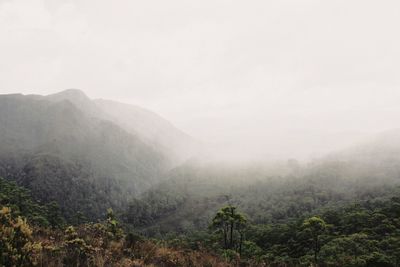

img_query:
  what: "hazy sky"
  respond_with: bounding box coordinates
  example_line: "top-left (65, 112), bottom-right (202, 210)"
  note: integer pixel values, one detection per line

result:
top-left (1, 0), bottom-right (400, 159)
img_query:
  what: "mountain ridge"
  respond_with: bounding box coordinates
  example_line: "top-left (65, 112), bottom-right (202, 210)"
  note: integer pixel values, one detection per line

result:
top-left (0, 89), bottom-right (195, 221)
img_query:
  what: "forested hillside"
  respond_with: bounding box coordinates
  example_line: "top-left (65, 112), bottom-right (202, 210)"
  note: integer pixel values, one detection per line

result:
top-left (0, 90), bottom-right (194, 222)
top-left (124, 145), bottom-right (400, 236)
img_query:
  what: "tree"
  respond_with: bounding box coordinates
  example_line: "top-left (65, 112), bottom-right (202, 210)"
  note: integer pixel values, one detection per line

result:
top-left (106, 208), bottom-right (123, 240)
top-left (302, 216), bottom-right (327, 265)
top-left (63, 226), bottom-right (93, 267)
top-left (210, 205), bottom-right (247, 253)
top-left (46, 201), bottom-right (65, 229)
top-left (211, 208), bottom-right (230, 249)
top-left (234, 211), bottom-right (247, 255)
top-left (319, 233), bottom-right (372, 266)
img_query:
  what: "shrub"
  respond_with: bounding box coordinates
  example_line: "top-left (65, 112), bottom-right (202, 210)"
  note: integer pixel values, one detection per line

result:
top-left (0, 206), bottom-right (42, 266)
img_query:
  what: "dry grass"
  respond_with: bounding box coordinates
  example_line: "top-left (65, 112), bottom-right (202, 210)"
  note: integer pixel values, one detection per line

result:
top-left (26, 224), bottom-right (237, 267)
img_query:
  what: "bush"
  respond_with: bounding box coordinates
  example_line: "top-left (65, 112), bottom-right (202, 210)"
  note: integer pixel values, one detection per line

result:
top-left (0, 206), bottom-right (42, 266)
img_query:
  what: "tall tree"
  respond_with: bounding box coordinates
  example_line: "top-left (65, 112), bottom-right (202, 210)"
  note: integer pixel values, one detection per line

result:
top-left (210, 205), bottom-right (247, 252)
top-left (302, 216), bottom-right (327, 265)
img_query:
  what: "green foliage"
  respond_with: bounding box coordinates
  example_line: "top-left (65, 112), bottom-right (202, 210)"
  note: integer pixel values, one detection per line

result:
top-left (45, 201), bottom-right (66, 229)
top-left (0, 177), bottom-right (67, 229)
top-left (240, 241), bottom-right (264, 260)
top-left (210, 205), bottom-right (247, 254)
top-left (106, 208), bottom-right (123, 240)
top-left (118, 160), bottom-right (400, 266)
top-left (237, 194), bottom-right (400, 266)
top-left (0, 177), bottom-right (47, 226)
top-left (320, 233), bottom-right (373, 266)
top-left (2, 184), bottom-right (400, 266)
top-left (301, 216), bottom-right (327, 264)
top-left (142, 191), bottom-right (400, 266)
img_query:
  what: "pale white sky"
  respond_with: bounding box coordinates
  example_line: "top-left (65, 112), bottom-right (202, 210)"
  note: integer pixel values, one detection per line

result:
top-left (1, 0), bottom-right (400, 159)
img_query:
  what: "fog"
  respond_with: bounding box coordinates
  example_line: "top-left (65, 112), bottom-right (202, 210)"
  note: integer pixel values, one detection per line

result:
top-left (1, 0), bottom-right (400, 160)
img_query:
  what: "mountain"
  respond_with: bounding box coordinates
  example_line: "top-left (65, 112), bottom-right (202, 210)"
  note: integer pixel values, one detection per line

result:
top-left (46, 89), bottom-right (198, 164)
top-left (0, 89), bottom-right (195, 221)
top-left (95, 99), bottom-right (198, 164)
top-left (46, 89), bottom-right (107, 119)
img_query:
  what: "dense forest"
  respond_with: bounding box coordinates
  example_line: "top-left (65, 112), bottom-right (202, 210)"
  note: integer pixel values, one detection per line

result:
top-left (2, 175), bottom-right (400, 266)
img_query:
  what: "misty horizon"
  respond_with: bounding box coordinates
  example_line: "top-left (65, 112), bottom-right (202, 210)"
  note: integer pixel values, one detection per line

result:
top-left (1, 0), bottom-right (400, 160)
top-left (0, 88), bottom-right (394, 162)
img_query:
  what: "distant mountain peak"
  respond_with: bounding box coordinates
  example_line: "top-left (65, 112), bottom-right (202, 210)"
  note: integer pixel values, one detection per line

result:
top-left (47, 89), bottom-right (90, 101)
top-left (45, 89), bottom-right (100, 117)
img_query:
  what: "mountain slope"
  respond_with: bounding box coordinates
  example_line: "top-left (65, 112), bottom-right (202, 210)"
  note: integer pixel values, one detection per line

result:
top-left (0, 90), bottom-right (183, 220)
top-left (95, 99), bottom-right (198, 164)
top-left (46, 89), bottom-right (198, 165)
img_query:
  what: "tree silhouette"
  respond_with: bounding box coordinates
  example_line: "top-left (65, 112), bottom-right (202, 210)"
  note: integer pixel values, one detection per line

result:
top-left (210, 205), bottom-right (247, 253)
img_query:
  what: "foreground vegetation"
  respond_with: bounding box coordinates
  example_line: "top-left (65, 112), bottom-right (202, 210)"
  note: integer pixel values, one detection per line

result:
top-left (2, 176), bottom-right (400, 266)
top-left (0, 206), bottom-right (232, 267)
